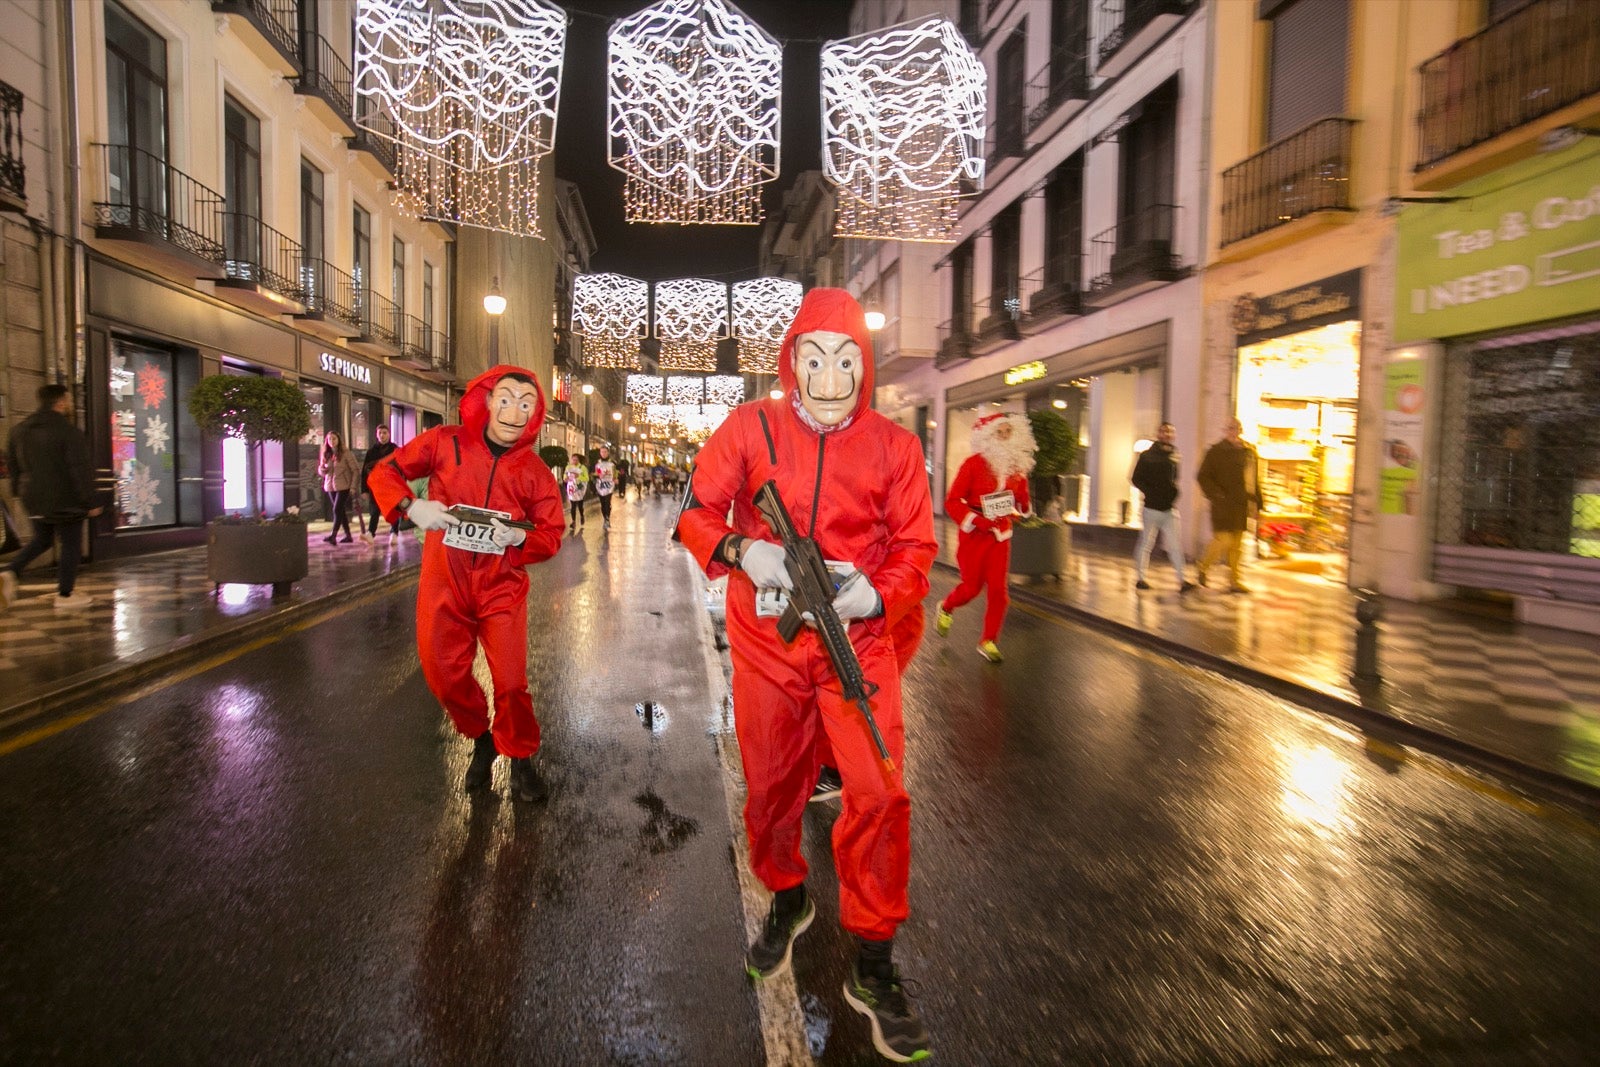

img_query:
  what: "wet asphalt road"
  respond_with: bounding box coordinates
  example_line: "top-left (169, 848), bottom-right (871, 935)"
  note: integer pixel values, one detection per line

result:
top-left (2, 495), bottom-right (1598, 1065)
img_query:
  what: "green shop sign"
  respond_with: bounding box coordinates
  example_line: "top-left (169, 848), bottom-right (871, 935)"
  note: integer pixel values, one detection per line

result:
top-left (1393, 143), bottom-right (1600, 343)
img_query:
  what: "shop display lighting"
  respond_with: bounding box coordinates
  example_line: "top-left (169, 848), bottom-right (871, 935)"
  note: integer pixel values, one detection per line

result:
top-left (821, 17), bottom-right (986, 242)
top-left (354, 0), bottom-right (566, 236)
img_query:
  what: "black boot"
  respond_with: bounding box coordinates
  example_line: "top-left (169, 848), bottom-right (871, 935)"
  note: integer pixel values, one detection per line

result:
top-left (745, 884), bottom-right (813, 980)
top-left (510, 756), bottom-right (547, 803)
top-left (844, 937), bottom-right (930, 1063)
top-left (463, 730), bottom-right (497, 792)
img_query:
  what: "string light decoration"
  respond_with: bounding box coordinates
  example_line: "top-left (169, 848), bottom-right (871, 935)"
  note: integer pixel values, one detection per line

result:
top-left (625, 373), bottom-right (665, 405)
top-left (665, 375), bottom-right (707, 406)
top-left (354, 0), bottom-right (567, 237)
top-left (705, 374), bottom-right (744, 406)
top-left (821, 17), bottom-right (986, 242)
top-left (608, 0), bottom-right (782, 225)
top-left (574, 273), bottom-right (650, 370)
top-left (680, 404), bottom-right (730, 442)
top-left (654, 278), bottom-right (728, 372)
top-left (731, 277), bottom-right (802, 374)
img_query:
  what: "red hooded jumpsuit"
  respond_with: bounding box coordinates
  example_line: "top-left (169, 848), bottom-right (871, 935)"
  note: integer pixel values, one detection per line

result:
top-left (942, 448), bottom-right (1032, 644)
top-left (368, 367), bottom-right (566, 758)
top-left (677, 289), bottom-right (936, 941)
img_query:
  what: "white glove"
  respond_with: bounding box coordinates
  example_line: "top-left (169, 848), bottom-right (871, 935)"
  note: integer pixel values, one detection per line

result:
top-left (489, 518), bottom-right (526, 547)
top-left (739, 539), bottom-right (792, 590)
top-left (406, 498), bottom-right (458, 532)
top-left (832, 570), bottom-right (882, 621)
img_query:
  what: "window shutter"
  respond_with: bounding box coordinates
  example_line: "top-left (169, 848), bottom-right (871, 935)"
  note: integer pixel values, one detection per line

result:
top-left (1266, 0), bottom-right (1349, 143)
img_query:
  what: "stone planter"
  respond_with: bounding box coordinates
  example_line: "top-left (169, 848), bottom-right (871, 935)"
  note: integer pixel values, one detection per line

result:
top-left (206, 522), bottom-right (310, 597)
top-left (1008, 522), bottom-right (1072, 580)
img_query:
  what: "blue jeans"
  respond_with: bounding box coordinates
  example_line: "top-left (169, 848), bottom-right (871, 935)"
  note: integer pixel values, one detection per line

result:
top-left (1134, 507), bottom-right (1185, 584)
top-left (9, 518), bottom-right (84, 596)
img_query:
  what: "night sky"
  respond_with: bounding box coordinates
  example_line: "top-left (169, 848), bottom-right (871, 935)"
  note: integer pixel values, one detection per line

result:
top-left (554, 0), bottom-right (855, 280)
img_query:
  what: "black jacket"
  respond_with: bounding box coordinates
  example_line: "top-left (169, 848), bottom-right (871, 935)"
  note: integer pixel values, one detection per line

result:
top-left (1197, 439), bottom-right (1262, 532)
top-left (1131, 441), bottom-right (1180, 512)
top-left (8, 408), bottom-right (96, 523)
top-left (361, 440), bottom-right (398, 492)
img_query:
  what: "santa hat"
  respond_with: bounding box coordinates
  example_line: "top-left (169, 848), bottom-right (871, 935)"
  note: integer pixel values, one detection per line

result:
top-left (973, 413), bottom-right (1011, 430)
top-left (776, 288), bottom-right (876, 420)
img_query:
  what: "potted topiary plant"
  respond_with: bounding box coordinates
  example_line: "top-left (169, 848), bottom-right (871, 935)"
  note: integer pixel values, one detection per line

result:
top-left (187, 374), bottom-right (313, 596)
top-left (538, 444), bottom-right (569, 477)
top-left (1008, 409), bottom-right (1081, 580)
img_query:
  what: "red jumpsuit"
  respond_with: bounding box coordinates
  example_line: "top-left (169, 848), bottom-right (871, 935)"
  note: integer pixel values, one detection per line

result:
top-left (368, 366), bottom-right (565, 758)
top-left (677, 289), bottom-right (936, 941)
top-left (941, 455), bottom-right (1031, 644)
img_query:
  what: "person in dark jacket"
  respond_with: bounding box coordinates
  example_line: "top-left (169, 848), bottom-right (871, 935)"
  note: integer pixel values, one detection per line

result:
top-left (361, 424), bottom-right (399, 538)
top-left (1130, 422), bottom-right (1195, 593)
top-left (1195, 417), bottom-right (1263, 594)
top-left (2, 384), bottom-right (102, 610)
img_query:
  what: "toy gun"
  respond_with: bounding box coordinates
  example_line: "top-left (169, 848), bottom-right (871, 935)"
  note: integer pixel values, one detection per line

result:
top-left (443, 505), bottom-right (538, 532)
top-left (753, 480), bottom-right (894, 773)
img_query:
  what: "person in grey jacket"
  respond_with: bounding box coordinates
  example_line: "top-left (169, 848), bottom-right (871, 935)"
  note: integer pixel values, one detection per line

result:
top-left (2, 384), bottom-right (102, 610)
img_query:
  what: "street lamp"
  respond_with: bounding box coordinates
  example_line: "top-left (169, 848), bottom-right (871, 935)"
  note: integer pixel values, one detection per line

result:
top-left (864, 308), bottom-right (886, 331)
top-left (483, 276), bottom-right (506, 364)
top-left (581, 381), bottom-right (595, 450)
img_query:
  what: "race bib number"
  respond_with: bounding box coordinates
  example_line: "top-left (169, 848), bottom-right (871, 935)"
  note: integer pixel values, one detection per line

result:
top-left (442, 507), bottom-right (511, 556)
top-left (755, 560), bottom-right (855, 618)
top-left (595, 478), bottom-right (614, 494)
top-left (981, 490), bottom-right (1016, 520)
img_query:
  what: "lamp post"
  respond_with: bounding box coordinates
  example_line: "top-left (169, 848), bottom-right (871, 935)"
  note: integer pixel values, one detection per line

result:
top-left (483, 276), bottom-right (507, 364)
top-left (581, 381), bottom-right (595, 451)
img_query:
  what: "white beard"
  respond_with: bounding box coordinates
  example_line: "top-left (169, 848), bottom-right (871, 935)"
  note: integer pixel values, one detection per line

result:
top-left (972, 417), bottom-right (1037, 481)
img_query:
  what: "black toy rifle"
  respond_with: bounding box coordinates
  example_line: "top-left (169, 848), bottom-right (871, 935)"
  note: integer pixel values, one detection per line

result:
top-left (443, 505), bottom-right (538, 532)
top-left (752, 480), bottom-right (895, 774)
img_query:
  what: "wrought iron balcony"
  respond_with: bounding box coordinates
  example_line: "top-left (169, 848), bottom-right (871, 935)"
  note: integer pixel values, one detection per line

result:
top-left (1220, 117), bottom-right (1356, 246)
top-left (1416, 0), bottom-right (1600, 173)
top-left (972, 290), bottom-right (1022, 353)
top-left (935, 317), bottom-right (974, 368)
top-left (292, 31), bottom-right (354, 134)
top-left (0, 80), bottom-right (23, 212)
top-left (1087, 203), bottom-right (1183, 298)
top-left (296, 257), bottom-right (362, 334)
top-left (219, 212), bottom-right (304, 306)
top-left (1026, 45), bottom-right (1090, 137)
top-left (396, 315), bottom-right (446, 370)
top-left (350, 98), bottom-right (397, 177)
top-left (210, 0), bottom-right (300, 72)
top-left (1095, 0), bottom-right (1190, 77)
top-left (92, 143), bottom-right (226, 272)
top-left (353, 286), bottom-right (401, 352)
top-left (1020, 257), bottom-right (1084, 328)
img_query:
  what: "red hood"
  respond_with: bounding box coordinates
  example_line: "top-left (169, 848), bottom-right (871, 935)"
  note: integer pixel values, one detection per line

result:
top-left (457, 365), bottom-right (546, 450)
top-left (777, 287), bottom-right (876, 421)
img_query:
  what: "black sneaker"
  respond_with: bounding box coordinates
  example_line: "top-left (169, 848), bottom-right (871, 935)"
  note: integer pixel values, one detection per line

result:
top-left (1135, 579), bottom-right (1151, 590)
top-left (844, 961), bottom-right (931, 1063)
top-left (745, 890), bottom-right (814, 980)
top-left (1179, 581), bottom-right (1197, 595)
top-left (510, 756), bottom-right (547, 802)
top-left (463, 730), bottom-right (497, 792)
top-left (810, 765), bottom-right (843, 803)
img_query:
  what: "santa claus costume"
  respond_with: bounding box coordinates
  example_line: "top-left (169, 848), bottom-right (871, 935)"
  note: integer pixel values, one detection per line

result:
top-left (676, 288), bottom-right (936, 1063)
top-left (937, 412), bottom-right (1036, 662)
top-left (368, 366), bottom-right (565, 802)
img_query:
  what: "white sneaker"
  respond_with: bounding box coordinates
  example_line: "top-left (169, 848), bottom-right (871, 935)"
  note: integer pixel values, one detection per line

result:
top-left (0, 569), bottom-right (16, 605)
top-left (54, 592), bottom-right (94, 611)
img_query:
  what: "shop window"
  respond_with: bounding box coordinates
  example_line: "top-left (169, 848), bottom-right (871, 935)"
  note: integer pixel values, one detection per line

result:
top-left (1437, 327), bottom-right (1600, 557)
top-left (1265, 0), bottom-right (1349, 143)
top-left (298, 381), bottom-right (330, 519)
top-left (350, 395), bottom-right (377, 451)
top-left (109, 339), bottom-right (179, 529)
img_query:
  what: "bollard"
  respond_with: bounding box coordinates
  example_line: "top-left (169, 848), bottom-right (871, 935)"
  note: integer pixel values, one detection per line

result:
top-left (1352, 589), bottom-right (1383, 685)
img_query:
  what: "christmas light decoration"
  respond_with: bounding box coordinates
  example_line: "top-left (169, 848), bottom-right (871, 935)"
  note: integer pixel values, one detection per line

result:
top-left (705, 374), bottom-right (744, 406)
top-left (354, 0), bottom-right (566, 236)
top-left (626, 373), bottom-right (665, 405)
top-left (654, 278), bottom-right (727, 372)
top-left (574, 273), bottom-right (650, 370)
top-left (680, 404), bottom-right (730, 442)
top-left (608, 0), bottom-right (781, 225)
top-left (821, 17), bottom-right (986, 242)
top-left (731, 277), bottom-right (802, 374)
top-left (665, 375), bottom-right (706, 406)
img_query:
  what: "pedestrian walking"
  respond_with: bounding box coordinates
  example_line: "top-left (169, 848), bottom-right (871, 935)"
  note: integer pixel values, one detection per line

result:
top-left (677, 288), bottom-right (936, 1064)
top-left (367, 367), bottom-right (565, 803)
top-left (592, 445), bottom-right (617, 530)
top-left (1, 384), bottom-right (103, 611)
top-left (562, 455), bottom-right (589, 531)
top-left (935, 412), bottom-right (1035, 663)
top-left (616, 456), bottom-right (631, 501)
top-left (1195, 417), bottom-right (1263, 594)
top-left (318, 432), bottom-right (360, 544)
top-left (1131, 422), bottom-right (1196, 594)
top-left (361, 424), bottom-right (400, 539)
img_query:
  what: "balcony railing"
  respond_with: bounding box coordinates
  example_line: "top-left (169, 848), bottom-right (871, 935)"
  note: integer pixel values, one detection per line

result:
top-left (1020, 257), bottom-right (1084, 324)
top-left (1095, 0), bottom-right (1189, 68)
top-left (220, 212), bottom-right (303, 301)
top-left (210, 1), bottom-right (300, 68)
top-left (973, 289), bottom-right (1022, 351)
top-left (351, 98), bottom-right (397, 176)
top-left (92, 143), bottom-right (226, 264)
top-left (0, 80), bottom-right (23, 210)
top-left (398, 316), bottom-right (452, 372)
top-left (1220, 117), bottom-right (1355, 246)
top-left (935, 317), bottom-right (974, 367)
top-left (1416, 0), bottom-right (1600, 171)
top-left (1087, 203), bottom-right (1181, 294)
top-left (293, 31), bottom-right (354, 127)
top-left (299, 257), bottom-right (361, 330)
top-left (1025, 45), bottom-right (1090, 135)
top-left (356, 286), bottom-right (401, 348)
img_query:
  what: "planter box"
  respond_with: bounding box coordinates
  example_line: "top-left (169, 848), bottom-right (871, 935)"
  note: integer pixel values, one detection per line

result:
top-left (1008, 523), bottom-right (1072, 579)
top-left (206, 521), bottom-right (310, 596)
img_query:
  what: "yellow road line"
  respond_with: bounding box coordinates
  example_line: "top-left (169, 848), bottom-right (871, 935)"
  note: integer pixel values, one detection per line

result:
top-left (0, 579), bottom-right (415, 758)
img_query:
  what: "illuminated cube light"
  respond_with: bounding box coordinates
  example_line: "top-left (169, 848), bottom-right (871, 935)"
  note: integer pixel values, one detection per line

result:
top-left (625, 373), bottom-right (665, 405)
top-left (732, 277), bottom-right (803, 374)
top-left (574, 273), bottom-right (650, 370)
top-left (654, 278), bottom-right (728, 372)
top-left (705, 374), bottom-right (744, 407)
